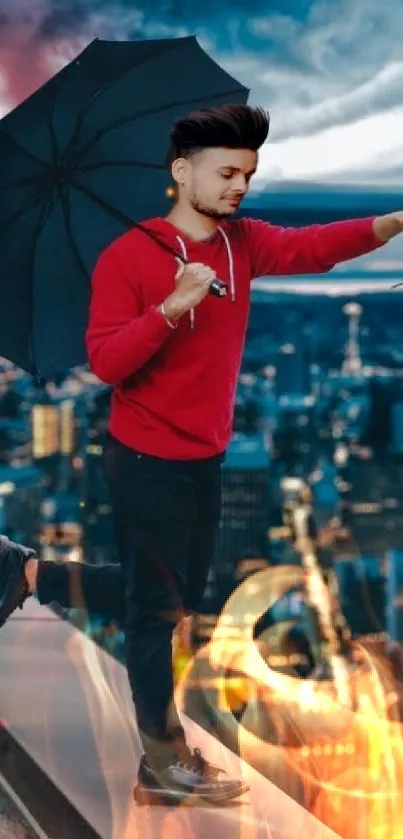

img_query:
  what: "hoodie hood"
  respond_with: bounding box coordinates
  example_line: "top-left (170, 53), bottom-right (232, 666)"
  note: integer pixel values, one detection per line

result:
top-left (138, 217), bottom-right (236, 330)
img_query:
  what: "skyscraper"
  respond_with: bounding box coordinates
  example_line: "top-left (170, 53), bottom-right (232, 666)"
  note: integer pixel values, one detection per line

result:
top-left (275, 342), bottom-right (311, 400)
top-left (201, 432), bottom-right (270, 618)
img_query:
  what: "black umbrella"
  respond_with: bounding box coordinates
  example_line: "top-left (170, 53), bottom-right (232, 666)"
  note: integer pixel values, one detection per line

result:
top-left (0, 36), bottom-right (248, 380)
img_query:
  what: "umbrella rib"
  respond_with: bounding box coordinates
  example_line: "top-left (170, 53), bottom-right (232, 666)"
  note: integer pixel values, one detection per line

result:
top-left (27, 192), bottom-right (58, 380)
top-left (0, 131), bottom-right (47, 167)
top-left (0, 191), bottom-right (46, 236)
top-left (0, 174), bottom-right (50, 190)
top-left (76, 159), bottom-right (166, 173)
top-left (70, 179), bottom-right (188, 263)
top-left (46, 98), bottom-right (61, 166)
top-left (70, 178), bottom-right (141, 229)
top-left (58, 185), bottom-right (91, 287)
top-left (62, 38), bottom-right (187, 162)
top-left (75, 87), bottom-right (247, 161)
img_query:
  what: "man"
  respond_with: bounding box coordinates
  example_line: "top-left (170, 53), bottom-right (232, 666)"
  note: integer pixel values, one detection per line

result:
top-left (1, 103), bottom-right (402, 806)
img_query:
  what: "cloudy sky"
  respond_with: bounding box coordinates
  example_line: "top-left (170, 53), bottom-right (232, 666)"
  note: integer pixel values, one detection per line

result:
top-left (0, 0), bottom-right (402, 189)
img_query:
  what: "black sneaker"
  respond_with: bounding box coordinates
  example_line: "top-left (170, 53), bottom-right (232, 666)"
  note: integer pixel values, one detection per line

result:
top-left (0, 535), bottom-right (36, 628)
top-left (133, 747), bottom-right (249, 806)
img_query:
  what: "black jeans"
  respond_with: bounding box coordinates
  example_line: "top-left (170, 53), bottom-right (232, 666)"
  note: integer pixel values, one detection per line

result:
top-left (37, 432), bottom-right (222, 767)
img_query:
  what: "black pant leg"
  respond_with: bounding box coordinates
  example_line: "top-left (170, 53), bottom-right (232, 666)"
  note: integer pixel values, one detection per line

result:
top-left (103, 435), bottom-right (201, 768)
top-left (185, 457), bottom-right (222, 613)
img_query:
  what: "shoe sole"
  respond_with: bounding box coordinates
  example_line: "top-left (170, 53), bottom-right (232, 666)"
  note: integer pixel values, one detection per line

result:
top-left (133, 782), bottom-right (249, 807)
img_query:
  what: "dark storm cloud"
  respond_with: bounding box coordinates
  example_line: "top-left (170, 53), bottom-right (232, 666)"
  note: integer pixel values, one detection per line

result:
top-left (36, 0), bottom-right (166, 38)
top-left (0, 0), bottom-right (154, 107)
top-left (1, 0), bottom-right (403, 184)
top-left (37, 0), bottom-right (92, 38)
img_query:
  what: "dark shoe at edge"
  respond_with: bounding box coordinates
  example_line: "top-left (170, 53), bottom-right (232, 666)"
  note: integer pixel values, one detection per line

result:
top-left (134, 747), bottom-right (249, 806)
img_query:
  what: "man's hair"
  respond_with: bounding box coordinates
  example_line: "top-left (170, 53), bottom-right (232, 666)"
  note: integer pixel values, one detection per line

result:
top-left (167, 103), bottom-right (270, 166)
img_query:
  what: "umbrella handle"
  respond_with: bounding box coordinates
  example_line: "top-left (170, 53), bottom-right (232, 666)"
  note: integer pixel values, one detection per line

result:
top-left (120, 222), bottom-right (227, 296)
top-left (174, 257), bottom-right (227, 298)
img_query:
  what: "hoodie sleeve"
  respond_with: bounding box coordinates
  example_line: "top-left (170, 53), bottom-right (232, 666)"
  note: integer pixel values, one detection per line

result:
top-left (85, 243), bottom-right (174, 385)
top-left (243, 216), bottom-right (384, 279)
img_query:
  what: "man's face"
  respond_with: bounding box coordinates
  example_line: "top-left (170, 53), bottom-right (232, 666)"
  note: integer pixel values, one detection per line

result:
top-left (173, 147), bottom-right (258, 220)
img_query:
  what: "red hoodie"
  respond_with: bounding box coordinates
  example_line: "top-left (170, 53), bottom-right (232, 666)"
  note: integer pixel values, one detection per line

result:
top-left (85, 216), bottom-right (383, 459)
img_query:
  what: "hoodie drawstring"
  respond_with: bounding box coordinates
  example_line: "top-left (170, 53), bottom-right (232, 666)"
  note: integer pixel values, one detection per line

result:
top-left (217, 227), bottom-right (236, 303)
top-left (175, 236), bottom-right (194, 330)
top-left (175, 227), bottom-right (235, 330)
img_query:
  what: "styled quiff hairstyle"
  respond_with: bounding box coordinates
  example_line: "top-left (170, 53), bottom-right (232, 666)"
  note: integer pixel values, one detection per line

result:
top-left (167, 103), bottom-right (270, 166)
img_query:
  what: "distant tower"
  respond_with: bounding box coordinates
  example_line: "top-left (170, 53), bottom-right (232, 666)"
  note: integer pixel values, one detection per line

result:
top-left (342, 302), bottom-right (363, 375)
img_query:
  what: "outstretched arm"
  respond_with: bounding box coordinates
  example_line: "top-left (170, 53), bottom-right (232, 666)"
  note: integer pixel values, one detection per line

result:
top-left (243, 213), bottom-right (401, 279)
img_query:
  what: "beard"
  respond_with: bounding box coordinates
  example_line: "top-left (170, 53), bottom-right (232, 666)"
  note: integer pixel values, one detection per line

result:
top-left (189, 190), bottom-right (235, 220)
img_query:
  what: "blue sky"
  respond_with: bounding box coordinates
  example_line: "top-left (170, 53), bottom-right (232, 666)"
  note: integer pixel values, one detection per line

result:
top-left (0, 0), bottom-right (402, 189)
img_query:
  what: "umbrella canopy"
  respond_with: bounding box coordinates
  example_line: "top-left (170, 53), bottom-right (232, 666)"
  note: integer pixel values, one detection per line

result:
top-left (0, 36), bottom-right (248, 380)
